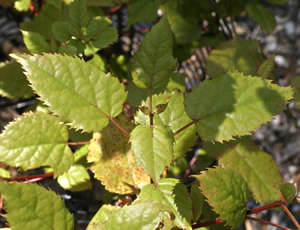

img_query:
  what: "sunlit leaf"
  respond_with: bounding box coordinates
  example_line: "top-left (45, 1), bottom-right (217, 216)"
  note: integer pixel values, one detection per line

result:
top-left (22, 31), bottom-right (50, 54)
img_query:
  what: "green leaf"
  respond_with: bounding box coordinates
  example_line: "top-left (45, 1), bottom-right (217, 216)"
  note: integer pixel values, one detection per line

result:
top-left (184, 72), bottom-right (293, 142)
top-left (88, 54), bottom-right (106, 72)
top-left (12, 53), bottom-right (127, 132)
top-left (87, 16), bottom-right (118, 49)
top-left (209, 137), bottom-right (283, 203)
top-left (0, 168), bottom-right (11, 178)
top-left (160, 92), bottom-right (197, 159)
top-left (88, 115), bottom-right (150, 194)
top-left (52, 21), bottom-right (74, 42)
top-left (87, 205), bottom-right (116, 230)
top-left (280, 183), bottom-right (296, 202)
top-left (58, 164), bottom-right (91, 191)
top-left (69, 0), bottom-right (90, 28)
top-left (207, 39), bottom-right (263, 78)
top-left (0, 182), bottom-right (74, 230)
top-left (194, 167), bottom-right (248, 229)
top-left (96, 201), bottom-right (165, 229)
top-left (139, 178), bottom-right (192, 229)
top-left (14, 0), bottom-right (30, 11)
top-left (132, 16), bottom-right (177, 90)
top-left (21, 3), bottom-right (61, 40)
top-left (191, 183), bottom-right (204, 223)
top-left (247, 3), bottom-right (276, 34)
top-left (21, 31), bottom-right (50, 54)
top-left (128, 0), bottom-right (159, 25)
top-left (0, 112), bottom-right (73, 176)
top-left (130, 124), bottom-right (174, 183)
top-left (290, 76), bottom-right (300, 106)
top-left (58, 44), bottom-right (77, 56)
top-left (0, 61), bottom-right (34, 99)
top-left (257, 54), bottom-right (275, 79)
top-left (166, 72), bottom-right (186, 92)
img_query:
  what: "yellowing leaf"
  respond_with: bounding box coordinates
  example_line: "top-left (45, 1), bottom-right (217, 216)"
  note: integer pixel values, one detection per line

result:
top-left (0, 112), bottom-right (73, 176)
top-left (88, 115), bottom-right (150, 194)
top-left (12, 53), bottom-right (127, 133)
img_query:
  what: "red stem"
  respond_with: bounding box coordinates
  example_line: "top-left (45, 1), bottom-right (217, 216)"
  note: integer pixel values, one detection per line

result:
top-left (2, 173), bottom-right (54, 182)
top-left (247, 200), bottom-right (287, 214)
top-left (173, 119), bottom-right (199, 136)
top-left (184, 155), bottom-right (198, 178)
top-left (192, 219), bottom-right (223, 228)
top-left (245, 216), bottom-right (291, 230)
top-left (109, 116), bottom-right (130, 137)
top-left (65, 141), bottom-right (90, 146)
top-left (120, 29), bottom-right (149, 35)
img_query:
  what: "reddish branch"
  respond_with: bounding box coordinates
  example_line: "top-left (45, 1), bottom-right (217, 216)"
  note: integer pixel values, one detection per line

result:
top-left (2, 173), bottom-right (54, 182)
top-left (65, 141), bottom-right (90, 146)
top-left (245, 216), bottom-right (291, 230)
top-left (173, 119), bottom-right (199, 136)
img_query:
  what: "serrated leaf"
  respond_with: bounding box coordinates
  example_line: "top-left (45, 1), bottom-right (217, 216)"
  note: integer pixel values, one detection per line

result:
top-left (290, 76), bottom-right (300, 106)
top-left (98, 201), bottom-right (165, 230)
top-left (140, 178), bottom-right (192, 229)
top-left (191, 183), bottom-right (204, 223)
top-left (184, 72), bottom-right (293, 142)
top-left (87, 205), bottom-right (116, 230)
top-left (69, 0), bottom-right (90, 28)
top-left (12, 53), bottom-right (127, 132)
top-left (207, 39), bottom-right (264, 78)
top-left (22, 31), bottom-right (50, 54)
top-left (132, 16), bottom-right (176, 90)
top-left (0, 61), bottom-right (34, 99)
top-left (194, 167), bottom-right (248, 228)
top-left (0, 182), bottom-right (74, 230)
top-left (88, 115), bottom-right (149, 194)
top-left (52, 21), bottom-right (74, 42)
top-left (87, 16), bottom-right (118, 49)
top-left (257, 55), bottom-right (275, 79)
top-left (14, 0), bottom-right (30, 11)
top-left (130, 124), bottom-right (174, 183)
top-left (209, 137), bottom-right (283, 203)
top-left (58, 164), bottom-right (91, 191)
top-left (0, 112), bottom-right (73, 176)
top-left (128, 0), bottom-right (159, 25)
top-left (280, 183), bottom-right (296, 202)
top-left (21, 3), bottom-right (61, 40)
top-left (247, 3), bottom-right (276, 34)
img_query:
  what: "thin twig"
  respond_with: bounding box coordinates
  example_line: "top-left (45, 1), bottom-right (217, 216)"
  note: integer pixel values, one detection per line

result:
top-left (65, 141), bottom-right (90, 146)
top-left (280, 204), bottom-right (300, 229)
top-left (2, 173), bottom-right (54, 182)
top-left (149, 87), bottom-right (153, 126)
top-left (192, 219), bottom-right (223, 228)
top-left (247, 200), bottom-right (288, 215)
top-left (108, 116), bottom-right (130, 137)
top-left (173, 119), bottom-right (199, 136)
top-left (246, 216), bottom-right (291, 230)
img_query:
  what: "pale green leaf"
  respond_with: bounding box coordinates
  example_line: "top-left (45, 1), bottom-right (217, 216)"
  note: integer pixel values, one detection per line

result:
top-left (130, 124), bottom-right (174, 183)
top-left (191, 183), bottom-right (204, 223)
top-left (257, 55), bottom-right (275, 79)
top-left (100, 201), bottom-right (165, 230)
top-left (52, 21), bottom-right (74, 42)
top-left (0, 112), bottom-right (73, 176)
top-left (166, 72), bottom-right (186, 92)
top-left (132, 16), bottom-right (177, 90)
top-left (247, 3), bottom-right (276, 34)
top-left (208, 137), bottom-right (283, 203)
top-left (14, 0), bottom-right (30, 11)
top-left (0, 182), bottom-right (74, 230)
top-left (58, 164), bottom-right (91, 191)
top-left (140, 178), bottom-right (192, 229)
top-left (194, 167), bottom-right (248, 229)
top-left (280, 183), bottom-right (296, 202)
top-left (87, 16), bottom-right (118, 49)
top-left (12, 53), bottom-right (127, 132)
top-left (128, 0), bottom-right (159, 25)
top-left (0, 61), bottom-right (34, 99)
top-left (0, 168), bottom-right (11, 178)
top-left (290, 76), bottom-right (300, 106)
top-left (69, 0), bottom-right (90, 28)
top-left (88, 115), bottom-right (150, 194)
top-left (21, 31), bottom-right (50, 54)
top-left (87, 205), bottom-right (116, 230)
top-left (207, 39), bottom-right (263, 78)
top-left (21, 3), bottom-right (61, 40)
top-left (88, 54), bottom-right (106, 72)
top-left (184, 72), bottom-right (293, 142)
